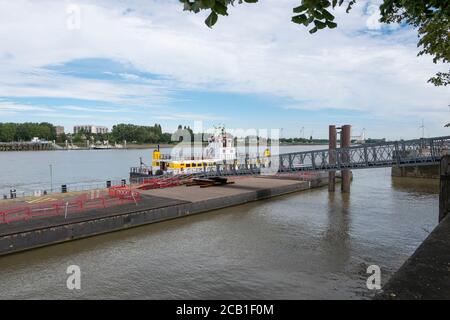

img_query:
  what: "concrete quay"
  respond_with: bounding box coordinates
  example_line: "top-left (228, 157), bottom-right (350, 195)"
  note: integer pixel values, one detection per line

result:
top-left (376, 214), bottom-right (450, 300)
top-left (391, 164), bottom-right (439, 179)
top-left (0, 176), bottom-right (325, 256)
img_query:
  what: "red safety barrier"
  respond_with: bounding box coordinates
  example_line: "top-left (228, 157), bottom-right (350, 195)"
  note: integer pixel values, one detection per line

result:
top-left (1, 207), bottom-right (32, 223)
top-left (0, 189), bottom-right (142, 225)
top-left (31, 201), bottom-right (65, 218)
top-left (137, 177), bottom-right (183, 190)
top-left (108, 186), bottom-right (141, 200)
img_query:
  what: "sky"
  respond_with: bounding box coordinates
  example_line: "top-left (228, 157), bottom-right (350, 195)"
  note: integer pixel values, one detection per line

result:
top-left (0, 0), bottom-right (448, 139)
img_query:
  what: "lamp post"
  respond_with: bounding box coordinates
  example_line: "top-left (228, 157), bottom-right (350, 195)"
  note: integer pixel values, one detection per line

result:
top-left (49, 164), bottom-right (53, 193)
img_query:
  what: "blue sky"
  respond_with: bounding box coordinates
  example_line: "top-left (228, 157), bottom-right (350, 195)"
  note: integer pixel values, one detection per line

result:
top-left (0, 0), bottom-right (448, 139)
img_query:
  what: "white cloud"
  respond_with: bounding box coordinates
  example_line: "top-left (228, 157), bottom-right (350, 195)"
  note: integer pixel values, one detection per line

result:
top-left (365, 4), bottom-right (382, 30)
top-left (153, 112), bottom-right (227, 121)
top-left (0, 101), bottom-right (53, 113)
top-left (0, 0), bottom-right (448, 137)
top-left (61, 105), bottom-right (129, 113)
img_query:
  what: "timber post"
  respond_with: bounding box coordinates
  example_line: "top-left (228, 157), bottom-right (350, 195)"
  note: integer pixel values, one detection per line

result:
top-left (341, 125), bottom-right (351, 193)
top-left (328, 125), bottom-right (337, 192)
top-left (439, 155), bottom-right (450, 222)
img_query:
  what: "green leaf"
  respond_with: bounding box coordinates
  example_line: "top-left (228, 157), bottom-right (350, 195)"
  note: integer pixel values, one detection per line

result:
top-left (314, 19), bottom-right (327, 29)
top-left (200, 0), bottom-right (215, 8)
top-left (293, 4), bottom-right (307, 13)
top-left (191, 2), bottom-right (202, 13)
top-left (213, 2), bottom-right (228, 15)
top-left (326, 20), bottom-right (337, 28)
top-left (313, 10), bottom-right (324, 19)
top-left (322, 9), bottom-right (335, 21)
top-left (292, 14), bottom-right (308, 25)
top-left (309, 26), bottom-right (318, 34)
top-left (205, 11), bottom-right (218, 28)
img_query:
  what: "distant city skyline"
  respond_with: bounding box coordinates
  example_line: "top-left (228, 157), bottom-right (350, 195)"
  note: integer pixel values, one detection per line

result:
top-left (0, 0), bottom-right (448, 140)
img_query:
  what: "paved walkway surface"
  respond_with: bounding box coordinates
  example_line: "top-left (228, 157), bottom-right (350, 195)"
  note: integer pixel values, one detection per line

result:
top-left (141, 177), bottom-right (308, 202)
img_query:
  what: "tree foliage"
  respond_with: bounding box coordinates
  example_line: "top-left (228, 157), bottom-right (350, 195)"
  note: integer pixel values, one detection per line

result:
top-left (180, 0), bottom-right (449, 86)
top-left (0, 122), bottom-right (56, 142)
top-left (111, 123), bottom-right (171, 144)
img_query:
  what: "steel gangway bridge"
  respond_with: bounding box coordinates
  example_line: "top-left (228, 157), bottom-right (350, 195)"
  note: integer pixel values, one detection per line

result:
top-left (276, 135), bottom-right (450, 172)
top-left (131, 136), bottom-right (450, 182)
top-left (193, 135), bottom-right (450, 177)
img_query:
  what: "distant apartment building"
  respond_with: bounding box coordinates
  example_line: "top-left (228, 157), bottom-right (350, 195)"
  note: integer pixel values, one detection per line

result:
top-left (73, 125), bottom-right (109, 134)
top-left (55, 126), bottom-right (65, 136)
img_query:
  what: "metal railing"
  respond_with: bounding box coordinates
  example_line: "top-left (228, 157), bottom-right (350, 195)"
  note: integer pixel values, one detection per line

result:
top-left (1, 179), bottom-right (129, 201)
top-left (278, 135), bottom-right (450, 172)
top-left (0, 189), bottom-right (141, 225)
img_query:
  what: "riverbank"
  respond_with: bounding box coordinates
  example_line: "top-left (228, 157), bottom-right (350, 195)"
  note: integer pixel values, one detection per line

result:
top-left (1, 142), bottom-right (331, 151)
top-left (0, 174), bottom-right (328, 256)
top-left (58, 143), bottom-right (175, 150)
top-left (376, 214), bottom-right (450, 299)
top-left (391, 163), bottom-right (439, 179)
top-left (279, 142), bottom-right (328, 146)
top-left (122, 143), bottom-right (174, 149)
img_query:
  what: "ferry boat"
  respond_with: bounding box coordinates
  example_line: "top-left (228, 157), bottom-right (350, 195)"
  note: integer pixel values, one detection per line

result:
top-left (129, 127), bottom-right (271, 181)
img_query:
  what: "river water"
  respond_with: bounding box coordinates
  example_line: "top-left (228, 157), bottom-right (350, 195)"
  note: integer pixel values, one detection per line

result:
top-left (0, 145), bottom-right (320, 195)
top-left (0, 147), bottom-right (439, 299)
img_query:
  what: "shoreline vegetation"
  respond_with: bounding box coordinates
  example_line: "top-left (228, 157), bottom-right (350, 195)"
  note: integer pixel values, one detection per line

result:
top-left (0, 122), bottom-right (331, 150)
top-left (73, 142), bottom-right (329, 149)
top-left (0, 141), bottom-right (330, 152)
top-left (0, 122), bottom-right (385, 152)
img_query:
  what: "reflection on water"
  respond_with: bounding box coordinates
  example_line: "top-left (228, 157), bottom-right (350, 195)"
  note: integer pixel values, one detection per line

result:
top-left (0, 167), bottom-right (439, 299)
top-left (322, 192), bottom-right (352, 271)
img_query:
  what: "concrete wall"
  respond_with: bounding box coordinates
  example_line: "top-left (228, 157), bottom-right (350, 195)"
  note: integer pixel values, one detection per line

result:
top-left (376, 214), bottom-right (450, 299)
top-left (391, 164), bottom-right (439, 179)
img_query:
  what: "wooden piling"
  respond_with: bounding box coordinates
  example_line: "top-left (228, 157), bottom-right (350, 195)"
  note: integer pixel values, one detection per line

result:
top-left (328, 125), bottom-right (336, 192)
top-left (341, 125), bottom-right (351, 193)
top-left (439, 155), bottom-right (450, 222)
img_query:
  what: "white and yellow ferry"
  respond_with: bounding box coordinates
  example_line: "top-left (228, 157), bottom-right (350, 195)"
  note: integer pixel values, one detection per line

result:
top-left (130, 127), bottom-right (271, 180)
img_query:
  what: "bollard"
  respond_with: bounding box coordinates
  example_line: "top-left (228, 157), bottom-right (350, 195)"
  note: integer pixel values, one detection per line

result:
top-left (61, 185), bottom-right (67, 193)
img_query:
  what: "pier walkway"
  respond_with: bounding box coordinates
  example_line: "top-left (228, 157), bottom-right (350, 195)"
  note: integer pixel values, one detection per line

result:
top-left (277, 135), bottom-right (450, 172)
